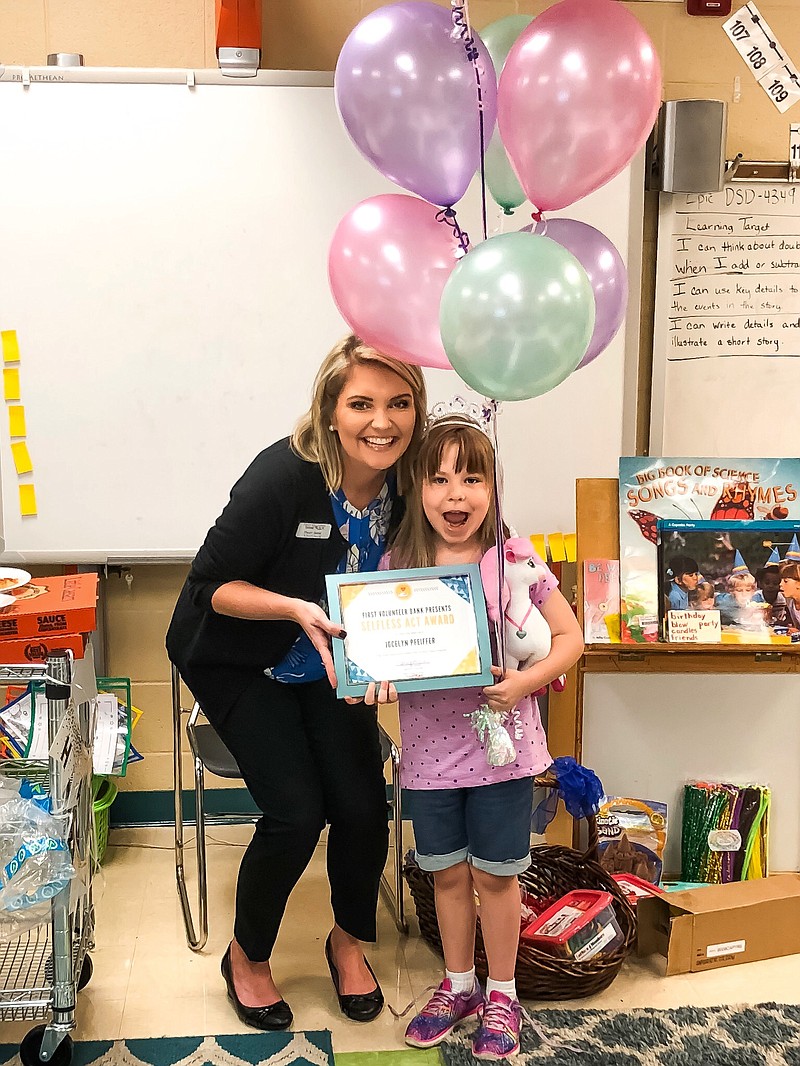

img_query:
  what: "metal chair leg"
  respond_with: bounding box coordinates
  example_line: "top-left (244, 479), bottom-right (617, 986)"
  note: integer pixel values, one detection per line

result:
top-left (390, 739), bottom-right (407, 934)
top-left (378, 725), bottom-right (408, 935)
top-left (172, 665), bottom-right (208, 951)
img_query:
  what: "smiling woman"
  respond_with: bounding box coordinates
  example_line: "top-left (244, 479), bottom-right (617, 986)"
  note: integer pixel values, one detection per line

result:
top-left (166, 334), bottom-right (426, 1029)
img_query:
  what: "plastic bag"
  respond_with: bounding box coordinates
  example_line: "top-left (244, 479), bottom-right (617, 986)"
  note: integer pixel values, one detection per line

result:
top-left (0, 785), bottom-right (75, 921)
top-left (596, 796), bottom-right (667, 885)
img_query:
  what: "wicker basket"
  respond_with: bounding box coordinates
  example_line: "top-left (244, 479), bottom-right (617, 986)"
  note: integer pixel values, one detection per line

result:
top-left (403, 772), bottom-right (636, 1000)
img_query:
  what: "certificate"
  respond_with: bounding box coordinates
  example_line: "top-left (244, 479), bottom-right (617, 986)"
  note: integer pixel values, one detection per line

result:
top-left (326, 564), bottom-right (494, 698)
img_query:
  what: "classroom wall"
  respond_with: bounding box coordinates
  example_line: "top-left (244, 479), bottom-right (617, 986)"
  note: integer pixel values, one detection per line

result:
top-left (1, 0), bottom-right (797, 800)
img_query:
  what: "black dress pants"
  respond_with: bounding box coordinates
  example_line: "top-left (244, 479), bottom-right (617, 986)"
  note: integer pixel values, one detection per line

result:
top-left (213, 674), bottom-right (389, 962)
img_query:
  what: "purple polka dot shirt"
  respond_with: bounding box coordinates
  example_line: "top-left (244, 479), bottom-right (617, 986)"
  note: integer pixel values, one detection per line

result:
top-left (381, 547), bottom-right (556, 791)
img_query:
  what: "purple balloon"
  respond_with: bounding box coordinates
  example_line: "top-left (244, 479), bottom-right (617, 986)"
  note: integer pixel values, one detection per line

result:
top-left (525, 218), bottom-right (628, 369)
top-left (335, 1), bottom-right (497, 208)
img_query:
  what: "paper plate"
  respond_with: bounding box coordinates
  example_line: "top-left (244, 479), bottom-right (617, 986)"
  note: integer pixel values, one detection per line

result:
top-left (0, 567), bottom-right (32, 594)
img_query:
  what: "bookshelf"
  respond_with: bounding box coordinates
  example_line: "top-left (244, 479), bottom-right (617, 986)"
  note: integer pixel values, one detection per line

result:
top-left (545, 478), bottom-right (799, 850)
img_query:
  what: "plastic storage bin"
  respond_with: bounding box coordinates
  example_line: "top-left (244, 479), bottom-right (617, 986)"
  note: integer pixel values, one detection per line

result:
top-left (522, 889), bottom-right (624, 963)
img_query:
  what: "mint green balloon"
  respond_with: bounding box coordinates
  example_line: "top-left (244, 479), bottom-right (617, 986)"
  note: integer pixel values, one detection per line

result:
top-left (481, 14), bottom-right (533, 66)
top-left (480, 15), bottom-right (532, 214)
top-left (439, 232), bottom-right (595, 401)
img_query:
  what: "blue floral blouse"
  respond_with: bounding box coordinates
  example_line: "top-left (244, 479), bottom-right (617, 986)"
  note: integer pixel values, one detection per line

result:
top-left (266, 481), bottom-right (392, 684)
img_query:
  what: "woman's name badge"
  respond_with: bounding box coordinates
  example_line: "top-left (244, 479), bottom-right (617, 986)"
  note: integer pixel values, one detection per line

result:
top-left (296, 522), bottom-right (331, 539)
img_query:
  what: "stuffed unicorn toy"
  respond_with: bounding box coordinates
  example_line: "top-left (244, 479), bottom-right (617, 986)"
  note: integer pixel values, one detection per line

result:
top-left (471, 538), bottom-right (566, 768)
top-left (480, 537), bottom-right (567, 685)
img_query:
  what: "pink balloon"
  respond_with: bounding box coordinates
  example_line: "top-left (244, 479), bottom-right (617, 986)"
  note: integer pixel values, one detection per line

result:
top-left (498, 0), bottom-right (662, 212)
top-left (329, 194), bottom-right (460, 370)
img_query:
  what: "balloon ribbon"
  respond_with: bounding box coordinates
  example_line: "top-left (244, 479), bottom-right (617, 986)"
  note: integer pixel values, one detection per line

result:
top-left (450, 0), bottom-right (489, 244)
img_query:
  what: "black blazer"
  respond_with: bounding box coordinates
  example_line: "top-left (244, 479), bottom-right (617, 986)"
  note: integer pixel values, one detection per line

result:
top-left (166, 438), bottom-right (400, 722)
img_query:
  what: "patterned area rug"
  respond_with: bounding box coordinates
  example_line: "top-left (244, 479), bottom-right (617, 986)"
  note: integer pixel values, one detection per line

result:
top-left (440, 1002), bottom-right (800, 1065)
top-left (0, 1030), bottom-right (333, 1066)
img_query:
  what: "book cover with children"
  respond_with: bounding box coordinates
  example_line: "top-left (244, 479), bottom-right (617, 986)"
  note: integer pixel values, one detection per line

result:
top-left (657, 521), bottom-right (800, 644)
top-left (619, 458), bottom-right (800, 643)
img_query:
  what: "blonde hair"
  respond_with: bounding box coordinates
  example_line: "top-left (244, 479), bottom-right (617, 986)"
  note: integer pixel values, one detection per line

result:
top-left (726, 573), bottom-right (756, 592)
top-left (391, 416), bottom-right (499, 568)
top-left (291, 335), bottom-right (427, 494)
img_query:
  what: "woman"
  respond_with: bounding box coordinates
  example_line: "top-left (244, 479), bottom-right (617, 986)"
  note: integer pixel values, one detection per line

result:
top-left (166, 335), bottom-right (427, 1030)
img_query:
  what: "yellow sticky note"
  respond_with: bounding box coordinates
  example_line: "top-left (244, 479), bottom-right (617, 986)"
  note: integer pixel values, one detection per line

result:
top-left (548, 532), bottom-right (566, 562)
top-left (529, 534), bottom-right (548, 561)
top-left (564, 532), bottom-right (577, 563)
top-left (3, 368), bottom-right (20, 401)
top-left (11, 442), bottom-right (32, 475)
top-left (1, 330), bottom-right (20, 364)
top-left (19, 484), bottom-right (37, 517)
top-left (8, 406), bottom-right (26, 438)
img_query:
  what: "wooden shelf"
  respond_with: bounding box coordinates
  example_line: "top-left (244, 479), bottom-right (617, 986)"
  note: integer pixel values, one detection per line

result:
top-left (543, 478), bottom-right (800, 850)
top-left (583, 641), bottom-right (799, 673)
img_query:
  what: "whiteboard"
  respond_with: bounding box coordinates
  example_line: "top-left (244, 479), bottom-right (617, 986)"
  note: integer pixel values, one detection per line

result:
top-left (0, 68), bottom-right (643, 562)
top-left (651, 183), bottom-right (800, 456)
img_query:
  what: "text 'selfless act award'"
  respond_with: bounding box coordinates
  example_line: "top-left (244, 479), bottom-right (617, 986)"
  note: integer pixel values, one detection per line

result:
top-left (326, 565), bottom-right (494, 698)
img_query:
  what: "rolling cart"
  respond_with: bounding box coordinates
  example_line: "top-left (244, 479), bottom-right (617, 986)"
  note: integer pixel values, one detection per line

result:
top-left (0, 650), bottom-right (97, 1066)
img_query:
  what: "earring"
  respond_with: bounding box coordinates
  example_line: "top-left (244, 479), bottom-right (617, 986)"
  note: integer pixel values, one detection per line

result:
top-left (329, 424), bottom-right (335, 431)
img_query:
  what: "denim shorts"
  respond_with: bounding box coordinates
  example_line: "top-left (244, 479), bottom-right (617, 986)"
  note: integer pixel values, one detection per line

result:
top-left (404, 777), bottom-right (534, 876)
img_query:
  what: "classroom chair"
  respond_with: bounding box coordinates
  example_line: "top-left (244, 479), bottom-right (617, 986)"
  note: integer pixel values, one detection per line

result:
top-left (172, 664), bottom-right (407, 952)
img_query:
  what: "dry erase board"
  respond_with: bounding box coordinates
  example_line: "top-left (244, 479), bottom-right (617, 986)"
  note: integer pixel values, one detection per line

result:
top-left (0, 69), bottom-right (642, 562)
top-left (651, 183), bottom-right (800, 457)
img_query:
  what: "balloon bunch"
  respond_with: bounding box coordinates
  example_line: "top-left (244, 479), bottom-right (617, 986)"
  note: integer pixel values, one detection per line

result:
top-left (330, 0), bottom-right (661, 398)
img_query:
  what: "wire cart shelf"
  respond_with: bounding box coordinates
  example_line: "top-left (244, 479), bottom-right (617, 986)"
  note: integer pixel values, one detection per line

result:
top-left (0, 652), bottom-right (96, 1065)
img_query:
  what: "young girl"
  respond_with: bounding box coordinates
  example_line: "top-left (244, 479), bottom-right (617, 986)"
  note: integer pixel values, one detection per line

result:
top-left (366, 415), bottom-right (584, 1059)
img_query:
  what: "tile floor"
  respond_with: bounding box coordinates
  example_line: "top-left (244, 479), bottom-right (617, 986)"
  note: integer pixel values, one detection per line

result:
top-left (4, 825), bottom-right (800, 1051)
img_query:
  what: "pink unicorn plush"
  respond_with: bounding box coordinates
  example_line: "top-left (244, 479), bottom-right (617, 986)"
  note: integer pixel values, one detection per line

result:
top-left (481, 537), bottom-right (567, 690)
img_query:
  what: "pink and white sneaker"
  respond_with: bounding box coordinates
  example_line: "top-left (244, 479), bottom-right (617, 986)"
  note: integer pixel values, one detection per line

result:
top-left (404, 978), bottom-right (484, 1048)
top-left (472, 990), bottom-right (522, 1060)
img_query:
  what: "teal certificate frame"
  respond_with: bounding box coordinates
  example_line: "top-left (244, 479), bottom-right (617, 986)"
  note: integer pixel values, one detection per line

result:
top-left (326, 564), bottom-right (494, 699)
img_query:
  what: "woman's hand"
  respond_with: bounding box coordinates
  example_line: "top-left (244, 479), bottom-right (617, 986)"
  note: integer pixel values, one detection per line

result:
top-left (290, 599), bottom-right (346, 689)
top-left (345, 680), bottom-right (398, 706)
top-left (482, 666), bottom-right (531, 715)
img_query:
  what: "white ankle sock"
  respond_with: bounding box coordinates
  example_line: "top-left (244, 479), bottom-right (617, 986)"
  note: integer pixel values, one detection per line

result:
top-left (486, 977), bottom-right (517, 1001)
top-left (445, 967), bottom-right (476, 993)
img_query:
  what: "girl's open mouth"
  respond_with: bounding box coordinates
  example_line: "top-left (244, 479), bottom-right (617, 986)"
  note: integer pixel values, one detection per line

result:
top-left (443, 511), bottom-right (468, 527)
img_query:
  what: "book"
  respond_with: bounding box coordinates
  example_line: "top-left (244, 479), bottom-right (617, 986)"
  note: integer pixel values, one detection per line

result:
top-left (619, 458), bottom-right (800, 643)
top-left (658, 519), bottom-right (800, 644)
top-left (583, 560), bottom-right (620, 643)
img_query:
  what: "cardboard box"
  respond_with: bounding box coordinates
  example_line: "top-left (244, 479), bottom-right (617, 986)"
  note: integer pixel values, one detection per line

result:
top-left (0, 632), bottom-right (87, 664)
top-left (637, 874), bottom-right (800, 975)
top-left (0, 574), bottom-right (97, 640)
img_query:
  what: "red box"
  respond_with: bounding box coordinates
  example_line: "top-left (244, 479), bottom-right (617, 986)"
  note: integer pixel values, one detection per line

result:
top-left (522, 890), bottom-right (624, 961)
top-left (0, 632), bottom-right (88, 664)
top-left (612, 873), bottom-right (665, 907)
top-left (0, 574), bottom-right (97, 640)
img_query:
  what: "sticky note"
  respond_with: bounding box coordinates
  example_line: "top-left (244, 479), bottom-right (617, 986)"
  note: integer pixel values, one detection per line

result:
top-left (1, 331), bottom-right (20, 364)
top-left (564, 532), bottom-right (577, 563)
top-left (530, 534), bottom-right (548, 561)
top-left (548, 532), bottom-right (566, 562)
top-left (19, 484), bottom-right (37, 516)
top-left (3, 368), bottom-right (20, 401)
top-left (8, 406), bottom-right (26, 438)
top-left (11, 442), bottom-right (32, 475)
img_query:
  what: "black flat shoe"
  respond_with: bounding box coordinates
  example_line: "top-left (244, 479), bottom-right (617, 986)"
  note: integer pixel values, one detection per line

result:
top-left (221, 944), bottom-right (293, 1031)
top-left (324, 932), bottom-right (384, 1022)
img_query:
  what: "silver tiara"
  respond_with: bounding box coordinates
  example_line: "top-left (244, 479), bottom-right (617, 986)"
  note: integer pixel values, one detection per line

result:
top-left (428, 396), bottom-right (497, 436)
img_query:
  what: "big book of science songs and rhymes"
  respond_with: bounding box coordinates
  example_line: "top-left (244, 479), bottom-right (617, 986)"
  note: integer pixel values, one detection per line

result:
top-left (619, 459), bottom-right (800, 643)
